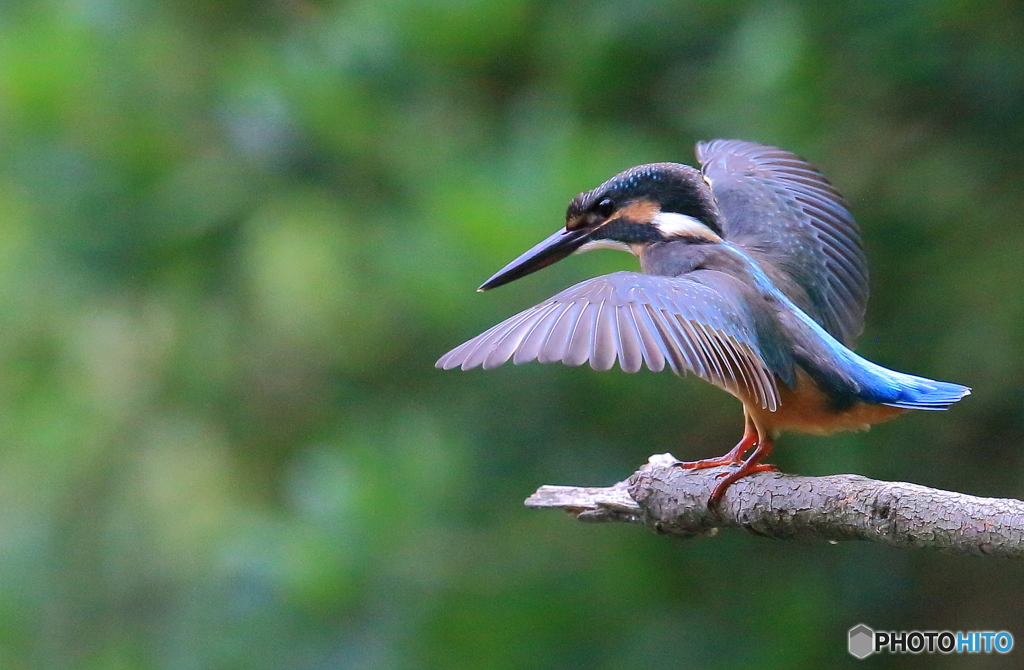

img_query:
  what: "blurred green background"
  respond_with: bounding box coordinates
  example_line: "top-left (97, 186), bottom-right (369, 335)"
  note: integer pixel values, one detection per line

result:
top-left (2, 0), bottom-right (1023, 668)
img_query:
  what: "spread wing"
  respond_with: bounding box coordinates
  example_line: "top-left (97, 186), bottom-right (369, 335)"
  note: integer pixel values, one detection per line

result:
top-left (436, 271), bottom-right (782, 410)
top-left (696, 140), bottom-right (868, 346)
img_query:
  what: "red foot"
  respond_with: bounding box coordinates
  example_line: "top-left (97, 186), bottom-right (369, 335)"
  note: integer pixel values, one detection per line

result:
top-left (707, 439), bottom-right (775, 510)
top-left (715, 463), bottom-right (778, 478)
top-left (673, 427), bottom-right (757, 471)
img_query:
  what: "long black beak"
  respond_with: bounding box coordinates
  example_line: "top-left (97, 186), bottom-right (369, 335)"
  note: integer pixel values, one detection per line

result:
top-left (478, 227), bottom-right (590, 291)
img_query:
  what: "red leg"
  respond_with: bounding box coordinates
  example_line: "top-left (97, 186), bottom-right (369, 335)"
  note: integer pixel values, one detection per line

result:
top-left (708, 437), bottom-right (777, 509)
top-left (674, 419), bottom-right (758, 471)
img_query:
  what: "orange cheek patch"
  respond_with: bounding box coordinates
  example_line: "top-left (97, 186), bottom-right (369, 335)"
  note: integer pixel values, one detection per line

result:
top-left (567, 199), bottom-right (658, 231)
top-left (615, 199), bottom-right (660, 224)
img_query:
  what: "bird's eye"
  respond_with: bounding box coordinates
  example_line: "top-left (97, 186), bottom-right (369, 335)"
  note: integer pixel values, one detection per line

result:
top-left (594, 198), bottom-right (615, 218)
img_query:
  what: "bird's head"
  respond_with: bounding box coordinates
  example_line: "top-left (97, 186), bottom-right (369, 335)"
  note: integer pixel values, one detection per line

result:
top-left (479, 163), bottom-right (723, 291)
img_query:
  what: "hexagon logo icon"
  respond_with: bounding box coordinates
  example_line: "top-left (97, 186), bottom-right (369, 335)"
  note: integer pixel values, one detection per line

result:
top-left (849, 624), bottom-right (875, 659)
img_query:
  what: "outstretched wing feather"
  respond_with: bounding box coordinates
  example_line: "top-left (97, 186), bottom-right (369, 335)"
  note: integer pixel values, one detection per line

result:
top-left (437, 271), bottom-right (781, 409)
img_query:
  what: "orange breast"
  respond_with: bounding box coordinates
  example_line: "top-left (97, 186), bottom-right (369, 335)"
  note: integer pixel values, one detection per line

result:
top-left (746, 368), bottom-right (909, 436)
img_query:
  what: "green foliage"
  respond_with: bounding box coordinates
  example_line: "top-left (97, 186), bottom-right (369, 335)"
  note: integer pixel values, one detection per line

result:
top-left (1, 0), bottom-right (1023, 668)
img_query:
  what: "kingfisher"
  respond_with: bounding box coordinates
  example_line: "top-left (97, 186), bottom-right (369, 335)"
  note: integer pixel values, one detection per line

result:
top-left (436, 140), bottom-right (969, 507)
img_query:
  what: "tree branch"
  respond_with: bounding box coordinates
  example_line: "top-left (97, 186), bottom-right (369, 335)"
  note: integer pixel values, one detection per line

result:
top-left (524, 453), bottom-right (1024, 559)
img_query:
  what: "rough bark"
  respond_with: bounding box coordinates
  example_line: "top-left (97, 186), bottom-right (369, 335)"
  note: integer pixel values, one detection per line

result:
top-left (524, 454), bottom-right (1024, 559)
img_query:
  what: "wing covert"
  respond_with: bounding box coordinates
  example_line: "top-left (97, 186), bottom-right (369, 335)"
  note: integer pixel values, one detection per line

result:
top-left (436, 271), bottom-right (783, 411)
top-left (696, 139), bottom-right (868, 346)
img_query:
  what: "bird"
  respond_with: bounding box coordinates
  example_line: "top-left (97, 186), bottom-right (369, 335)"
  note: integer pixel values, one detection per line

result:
top-left (436, 139), bottom-right (970, 508)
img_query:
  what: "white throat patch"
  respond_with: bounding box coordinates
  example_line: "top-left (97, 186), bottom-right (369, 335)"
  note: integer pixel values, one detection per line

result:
top-left (576, 238), bottom-right (633, 254)
top-left (651, 211), bottom-right (721, 242)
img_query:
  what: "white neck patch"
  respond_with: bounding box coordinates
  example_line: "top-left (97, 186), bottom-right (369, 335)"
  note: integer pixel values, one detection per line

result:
top-left (576, 238), bottom-right (633, 254)
top-left (651, 211), bottom-right (721, 242)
